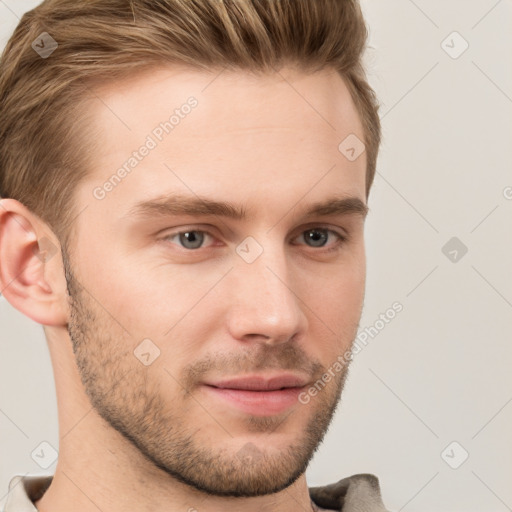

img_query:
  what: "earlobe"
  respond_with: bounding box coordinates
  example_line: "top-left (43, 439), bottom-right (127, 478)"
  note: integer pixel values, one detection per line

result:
top-left (0, 198), bottom-right (68, 326)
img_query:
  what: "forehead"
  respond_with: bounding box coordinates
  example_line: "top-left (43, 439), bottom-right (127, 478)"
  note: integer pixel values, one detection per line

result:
top-left (75, 65), bottom-right (366, 227)
top-left (90, 64), bottom-right (364, 143)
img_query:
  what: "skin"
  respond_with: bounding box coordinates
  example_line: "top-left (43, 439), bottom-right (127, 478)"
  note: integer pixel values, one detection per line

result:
top-left (0, 64), bottom-right (368, 512)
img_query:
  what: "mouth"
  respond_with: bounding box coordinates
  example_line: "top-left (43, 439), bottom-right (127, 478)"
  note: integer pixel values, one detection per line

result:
top-left (201, 374), bottom-right (309, 416)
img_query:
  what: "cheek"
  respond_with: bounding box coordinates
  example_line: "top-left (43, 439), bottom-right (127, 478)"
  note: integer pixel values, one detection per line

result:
top-left (316, 277), bottom-right (364, 336)
top-left (308, 249), bottom-right (366, 315)
top-left (302, 256), bottom-right (365, 356)
top-left (77, 245), bottom-right (219, 337)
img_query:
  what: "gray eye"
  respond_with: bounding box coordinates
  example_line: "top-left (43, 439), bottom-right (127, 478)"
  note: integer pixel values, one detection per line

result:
top-left (178, 231), bottom-right (205, 249)
top-left (303, 229), bottom-right (329, 247)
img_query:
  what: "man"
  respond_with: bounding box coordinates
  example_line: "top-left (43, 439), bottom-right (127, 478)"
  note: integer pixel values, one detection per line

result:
top-left (0, 0), bottom-right (389, 510)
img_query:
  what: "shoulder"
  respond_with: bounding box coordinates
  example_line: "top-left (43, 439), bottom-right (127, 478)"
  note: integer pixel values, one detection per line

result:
top-left (309, 473), bottom-right (391, 512)
top-left (2, 474), bottom-right (53, 511)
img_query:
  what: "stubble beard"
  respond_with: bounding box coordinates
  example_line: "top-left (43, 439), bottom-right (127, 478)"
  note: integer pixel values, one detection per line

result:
top-left (63, 253), bottom-right (353, 497)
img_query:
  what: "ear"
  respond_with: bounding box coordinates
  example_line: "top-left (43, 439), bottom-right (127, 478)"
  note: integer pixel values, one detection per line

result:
top-left (0, 198), bottom-right (69, 326)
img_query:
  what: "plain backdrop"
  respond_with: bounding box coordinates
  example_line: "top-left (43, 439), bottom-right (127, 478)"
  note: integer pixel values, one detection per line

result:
top-left (1, 1), bottom-right (511, 511)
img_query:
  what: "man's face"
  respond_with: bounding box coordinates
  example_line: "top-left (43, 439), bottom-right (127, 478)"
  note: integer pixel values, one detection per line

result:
top-left (65, 65), bottom-right (367, 496)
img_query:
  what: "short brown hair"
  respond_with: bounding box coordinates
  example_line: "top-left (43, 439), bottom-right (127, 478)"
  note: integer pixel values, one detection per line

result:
top-left (0, 0), bottom-right (381, 251)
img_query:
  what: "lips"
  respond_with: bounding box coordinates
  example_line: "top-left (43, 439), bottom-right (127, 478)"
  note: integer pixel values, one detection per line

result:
top-left (204, 374), bottom-right (309, 391)
top-left (201, 374), bottom-right (309, 416)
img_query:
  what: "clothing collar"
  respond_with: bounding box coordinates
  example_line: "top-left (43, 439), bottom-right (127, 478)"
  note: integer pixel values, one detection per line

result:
top-left (3, 473), bottom-right (389, 512)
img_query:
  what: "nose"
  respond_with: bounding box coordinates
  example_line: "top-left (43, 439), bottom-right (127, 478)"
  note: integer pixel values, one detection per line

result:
top-left (225, 244), bottom-right (307, 346)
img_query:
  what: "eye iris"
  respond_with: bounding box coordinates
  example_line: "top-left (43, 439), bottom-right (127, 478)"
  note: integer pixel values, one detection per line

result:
top-left (305, 229), bottom-right (328, 247)
top-left (179, 231), bottom-right (204, 249)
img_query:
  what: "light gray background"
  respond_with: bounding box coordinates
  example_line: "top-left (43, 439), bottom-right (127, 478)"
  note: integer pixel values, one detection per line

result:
top-left (1, 1), bottom-right (511, 510)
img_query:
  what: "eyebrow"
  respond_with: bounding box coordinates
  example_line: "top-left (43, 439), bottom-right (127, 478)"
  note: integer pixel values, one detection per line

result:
top-left (126, 193), bottom-right (368, 221)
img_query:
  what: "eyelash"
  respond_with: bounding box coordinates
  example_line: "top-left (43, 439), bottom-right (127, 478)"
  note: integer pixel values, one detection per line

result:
top-left (161, 227), bottom-right (348, 254)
